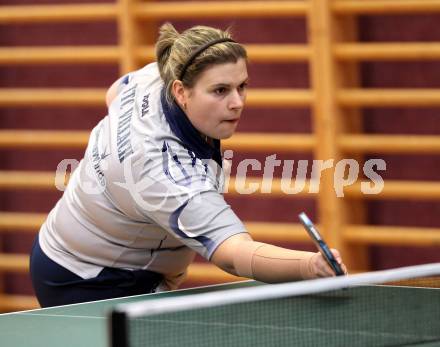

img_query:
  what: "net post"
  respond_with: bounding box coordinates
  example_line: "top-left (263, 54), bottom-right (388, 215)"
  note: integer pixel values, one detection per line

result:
top-left (109, 309), bottom-right (129, 347)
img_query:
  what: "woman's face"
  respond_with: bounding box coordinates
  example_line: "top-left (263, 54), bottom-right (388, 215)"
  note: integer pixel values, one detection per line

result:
top-left (177, 58), bottom-right (248, 140)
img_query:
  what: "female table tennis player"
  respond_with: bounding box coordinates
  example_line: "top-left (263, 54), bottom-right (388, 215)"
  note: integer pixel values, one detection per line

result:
top-left (30, 23), bottom-right (347, 307)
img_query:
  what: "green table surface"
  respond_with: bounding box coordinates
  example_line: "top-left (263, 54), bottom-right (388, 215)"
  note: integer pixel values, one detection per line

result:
top-left (0, 281), bottom-right (258, 347)
top-left (1, 281), bottom-right (440, 347)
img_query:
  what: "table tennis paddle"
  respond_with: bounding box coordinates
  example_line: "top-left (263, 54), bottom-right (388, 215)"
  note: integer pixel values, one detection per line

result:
top-left (298, 212), bottom-right (345, 276)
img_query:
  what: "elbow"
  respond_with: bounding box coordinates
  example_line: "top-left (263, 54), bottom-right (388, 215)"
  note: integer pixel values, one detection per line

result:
top-left (210, 249), bottom-right (238, 276)
top-left (210, 233), bottom-right (252, 277)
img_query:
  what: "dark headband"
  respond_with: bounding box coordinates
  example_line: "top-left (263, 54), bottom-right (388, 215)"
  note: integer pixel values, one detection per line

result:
top-left (178, 38), bottom-right (236, 81)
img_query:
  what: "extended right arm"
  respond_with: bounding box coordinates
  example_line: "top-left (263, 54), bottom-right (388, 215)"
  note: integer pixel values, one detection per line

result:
top-left (211, 233), bottom-right (347, 283)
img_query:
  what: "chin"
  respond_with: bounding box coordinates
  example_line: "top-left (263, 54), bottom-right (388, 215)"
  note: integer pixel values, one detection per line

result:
top-left (216, 124), bottom-right (239, 139)
top-left (216, 131), bottom-right (235, 140)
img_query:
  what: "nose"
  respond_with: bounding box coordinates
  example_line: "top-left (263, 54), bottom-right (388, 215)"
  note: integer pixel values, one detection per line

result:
top-left (228, 89), bottom-right (245, 110)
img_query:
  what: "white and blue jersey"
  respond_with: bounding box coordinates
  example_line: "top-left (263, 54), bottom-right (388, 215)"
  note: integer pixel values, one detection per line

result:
top-left (38, 63), bottom-right (247, 290)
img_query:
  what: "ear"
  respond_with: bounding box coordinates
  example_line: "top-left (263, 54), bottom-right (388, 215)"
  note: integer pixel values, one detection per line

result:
top-left (171, 80), bottom-right (187, 109)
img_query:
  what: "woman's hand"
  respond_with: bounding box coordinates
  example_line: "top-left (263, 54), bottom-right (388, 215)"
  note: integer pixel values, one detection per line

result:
top-left (309, 249), bottom-right (348, 277)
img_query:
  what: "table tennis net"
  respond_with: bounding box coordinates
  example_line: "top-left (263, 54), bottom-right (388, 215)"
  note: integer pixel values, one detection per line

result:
top-left (109, 263), bottom-right (440, 347)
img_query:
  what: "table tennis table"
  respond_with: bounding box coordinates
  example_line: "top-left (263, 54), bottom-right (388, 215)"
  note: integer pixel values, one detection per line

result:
top-left (1, 280), bottom-right (439, 347)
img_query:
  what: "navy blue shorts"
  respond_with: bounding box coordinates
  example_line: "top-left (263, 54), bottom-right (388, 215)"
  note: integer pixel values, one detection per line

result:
top-left (29, 235), bottom-right (163, 308)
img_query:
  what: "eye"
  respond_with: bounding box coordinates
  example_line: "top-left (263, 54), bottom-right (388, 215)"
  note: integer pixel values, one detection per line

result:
top-left (238, 82), bottom-right (248, 92)
top-left (214, 87), bottom-right (227, 95)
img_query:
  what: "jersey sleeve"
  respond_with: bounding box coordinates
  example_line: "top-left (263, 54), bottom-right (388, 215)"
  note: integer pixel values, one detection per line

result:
top-left (129, 140), bottom-right (248, 260)
top-left (170, 190), bottom-right (247, 260)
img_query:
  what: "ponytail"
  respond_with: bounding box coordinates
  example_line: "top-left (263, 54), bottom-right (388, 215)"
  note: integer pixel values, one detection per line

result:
top-left (155, 22), bottom-right (180, 82)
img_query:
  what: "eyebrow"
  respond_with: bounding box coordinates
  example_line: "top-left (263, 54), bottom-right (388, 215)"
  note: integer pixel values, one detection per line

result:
top-left (210, 78), bottom-right (249, 89)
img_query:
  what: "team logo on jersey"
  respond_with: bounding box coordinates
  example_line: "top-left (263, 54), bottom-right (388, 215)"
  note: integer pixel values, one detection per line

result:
top-left (91, 127), bottom-right (109, 187)
top-left (117, 84), bottom-right (137, 163)
top-left (141, 93), bottom-right (150, 118)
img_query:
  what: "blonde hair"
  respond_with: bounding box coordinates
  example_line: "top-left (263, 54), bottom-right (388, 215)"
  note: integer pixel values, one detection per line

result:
top-left (156, 23), bottom-right (247, 104)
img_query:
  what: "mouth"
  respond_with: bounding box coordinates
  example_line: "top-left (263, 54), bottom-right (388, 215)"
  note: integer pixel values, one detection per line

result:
top-left (224, 118), bottom-right (240, 124)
